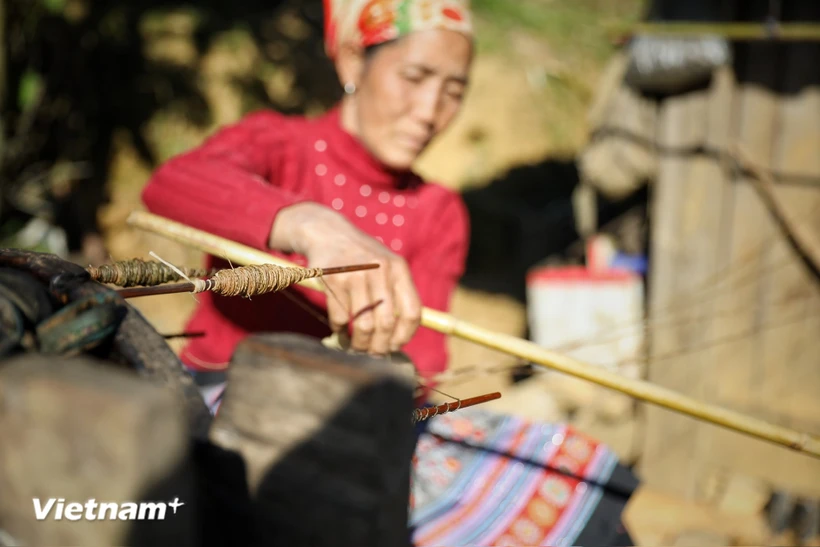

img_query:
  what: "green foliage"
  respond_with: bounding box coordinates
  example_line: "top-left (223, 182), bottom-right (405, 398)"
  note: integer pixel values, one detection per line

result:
top-left (41, 0), bottom-right (65, 14)
top-left (472, 0), bottom-right (644, 61)
top-left (140, 6), bottom-right (205, 34)
top-left (17, 70), bottom-right (43, 112)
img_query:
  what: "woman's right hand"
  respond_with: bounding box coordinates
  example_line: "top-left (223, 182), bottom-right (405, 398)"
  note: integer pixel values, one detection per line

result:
top-left (269, 202), bottom-right (422, 356)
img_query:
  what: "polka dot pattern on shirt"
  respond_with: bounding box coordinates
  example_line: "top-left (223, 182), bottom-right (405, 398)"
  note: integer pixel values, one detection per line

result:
top-left (310, 138), bottom-right (434, 261)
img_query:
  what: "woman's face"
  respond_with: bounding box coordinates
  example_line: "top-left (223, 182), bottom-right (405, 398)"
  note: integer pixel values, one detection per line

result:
top-left (341, 29), bottom-right (473, 171)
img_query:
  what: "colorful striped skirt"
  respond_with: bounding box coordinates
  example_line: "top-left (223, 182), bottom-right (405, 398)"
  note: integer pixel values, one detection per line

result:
top-left (410, 407), bottom-right (637, 546)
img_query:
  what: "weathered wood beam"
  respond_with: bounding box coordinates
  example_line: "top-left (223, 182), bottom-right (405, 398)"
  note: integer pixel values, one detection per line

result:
top-left (0, 355), bottom-right (194, 546)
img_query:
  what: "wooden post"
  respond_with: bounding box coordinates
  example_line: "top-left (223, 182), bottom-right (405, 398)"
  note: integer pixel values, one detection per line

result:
top-left (0, 0), bottom-right (6, 168)
top-left (0, 355), bottom-right (194, 546)
top-left (697, 0), bottom-right (820, 497)
top-left (639, 72), bottom-right (730, 497)
top-left (640, 0), bottom-right (820, 500)
top-left (209, 333), bottom-right (416, 547)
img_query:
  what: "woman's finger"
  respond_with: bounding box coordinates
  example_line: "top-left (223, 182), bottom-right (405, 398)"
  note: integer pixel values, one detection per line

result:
top-left (348, 274), bottom-right (376, 352)
top-left (388, 259), bottom-right (422, 352)
top-left (366, 263), bottom-right (396, 355)
top-left (325, 277), bottom-right (353, 334)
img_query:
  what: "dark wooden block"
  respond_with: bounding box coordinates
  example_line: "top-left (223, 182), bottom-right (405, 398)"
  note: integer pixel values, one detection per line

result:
top-left (210, 333), bottom-right (416, 547)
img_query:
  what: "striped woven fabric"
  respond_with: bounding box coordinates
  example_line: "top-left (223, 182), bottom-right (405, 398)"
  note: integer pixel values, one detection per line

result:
top-left (410, 408), bottom-right (637, 546)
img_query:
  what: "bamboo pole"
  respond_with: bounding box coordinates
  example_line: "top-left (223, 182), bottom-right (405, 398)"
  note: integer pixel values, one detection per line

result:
top-left (0, 0), bottom-right (6, 176)
top-left (127, 210), bottom-right (820, 459)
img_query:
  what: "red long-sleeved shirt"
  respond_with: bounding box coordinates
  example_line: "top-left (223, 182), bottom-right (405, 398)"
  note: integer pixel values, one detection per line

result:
top-left (141, 106), bottom-right (469, 382)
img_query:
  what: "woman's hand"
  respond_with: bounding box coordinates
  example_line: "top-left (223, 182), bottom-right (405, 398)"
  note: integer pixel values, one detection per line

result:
top-left (270, 202), bottom-right (422, 355)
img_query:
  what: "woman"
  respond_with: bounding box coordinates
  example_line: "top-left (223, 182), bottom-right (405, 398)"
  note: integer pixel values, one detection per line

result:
top-left (142, 0), bottom-right (474, 410)
top-left (143, 1), bottom-right (637, 545)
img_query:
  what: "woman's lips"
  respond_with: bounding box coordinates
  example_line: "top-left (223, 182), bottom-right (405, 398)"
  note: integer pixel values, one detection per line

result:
top-left (396, 134), bottom-right (428, 152)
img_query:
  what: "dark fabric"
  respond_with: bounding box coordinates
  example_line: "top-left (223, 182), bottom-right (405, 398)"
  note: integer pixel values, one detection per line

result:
top-left (191, 369), bottom-right (228, 388)
top-left (573, 463), bottom-right (639, 546)
top-left (190, 440), bottom-right (254, 547)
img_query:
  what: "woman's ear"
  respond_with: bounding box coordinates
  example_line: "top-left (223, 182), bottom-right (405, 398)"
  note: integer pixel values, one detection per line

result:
top-left (334, 43), bottom-right (366, 92)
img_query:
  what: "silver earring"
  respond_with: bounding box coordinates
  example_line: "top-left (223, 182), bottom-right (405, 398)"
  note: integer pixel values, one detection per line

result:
top-left (344, 82), bottom-right (356, 94)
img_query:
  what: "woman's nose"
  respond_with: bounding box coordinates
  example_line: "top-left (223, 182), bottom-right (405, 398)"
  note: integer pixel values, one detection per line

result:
top-left (411, 84), bottom-right (442, 126)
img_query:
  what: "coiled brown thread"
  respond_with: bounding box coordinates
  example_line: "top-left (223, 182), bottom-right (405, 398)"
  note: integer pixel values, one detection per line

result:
top-left (87, 259), bottom-right (216, 287)
top-left (192, 264), bottom-right (324, 297)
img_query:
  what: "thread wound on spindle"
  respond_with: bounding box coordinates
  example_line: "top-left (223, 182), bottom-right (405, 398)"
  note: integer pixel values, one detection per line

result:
top-left (412, 393), bottom-right (501, 424)
top-left (412, 402), bottom-right (456, 424)
top-left (413, 407), bottom-right (436, 424)
top-left (192, 264), bottom-right (324, 297)
top-left (87, 259), bottom-right (215, 287)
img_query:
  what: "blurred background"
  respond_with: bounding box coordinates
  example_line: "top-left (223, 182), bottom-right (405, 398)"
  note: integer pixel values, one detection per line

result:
top-left (1, 0), bottom-right (819, 544)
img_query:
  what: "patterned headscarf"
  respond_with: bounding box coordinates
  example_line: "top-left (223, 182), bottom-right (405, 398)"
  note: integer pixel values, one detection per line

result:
top-left (323, 0), bottom-right (473, 60)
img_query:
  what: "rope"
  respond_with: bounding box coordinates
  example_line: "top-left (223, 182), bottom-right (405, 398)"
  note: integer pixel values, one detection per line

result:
top-left (87, 259), bottom-right (215, 287)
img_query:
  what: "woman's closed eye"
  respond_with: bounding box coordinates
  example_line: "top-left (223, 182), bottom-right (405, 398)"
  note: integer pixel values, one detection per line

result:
top-left (445, 82), bottom-right (465, 100)
top-left (401, 69), bottom-right (465, 100)
top-left (401, 67), bottom-right (427, 83)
